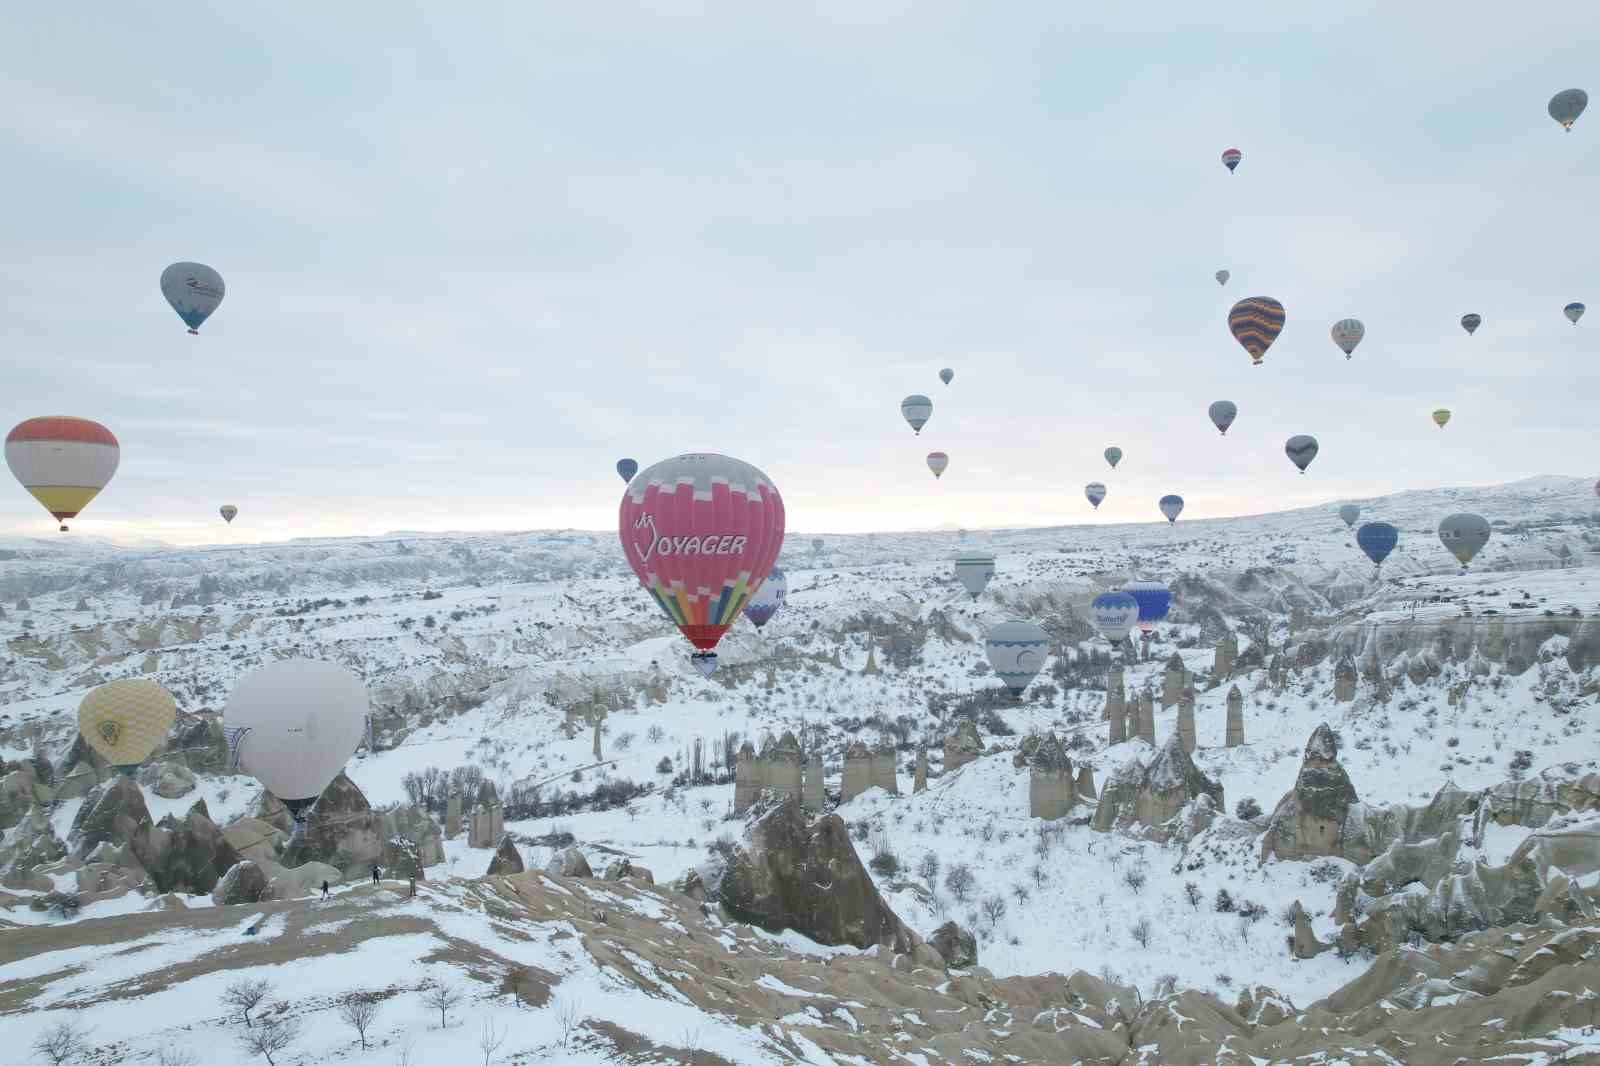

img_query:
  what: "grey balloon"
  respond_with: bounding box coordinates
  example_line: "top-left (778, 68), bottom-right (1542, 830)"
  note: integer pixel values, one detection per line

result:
top-left (1085, 482), bottom-right (1107, 509)
top-left (1104, 446), bottom-right (1123, 469)
top-left (984, 620), bottom-right (1050, 697)
top-left (160, 262), bottom-right (225, 334)
top-left (954, 552), bottom-right (996, 599)
top-left (1339, 503), bottom-right (1360, 529)
top-left (1438, 513), bottom-right (1491, 567)
top-left (1208, 400), bottom-right (1237, 435)
top-left (1158, 494), bottom-right (1184, 523)
top-left (1215, 270), bottom-right (1229, 286)
top-left (1285, 434), bottom-right (1319, 474)
top-left (901, 394), bottom-right (933, 435)
top-left (939, 367), bottom-right (954, 385)
top-left (1549, 88), bottom-right (1588, 130)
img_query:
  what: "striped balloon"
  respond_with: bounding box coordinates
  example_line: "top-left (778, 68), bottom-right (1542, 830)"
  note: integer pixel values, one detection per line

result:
top-left (1330, 318), bottom-right (1365, 359)
top-left (1461, 313), bottom-right (1481, 336)
top-left (6, 416), bottom-right (120, 532)
top-left (1228, 297), bottom-right (1286, 366)
top-left (1221, 148), bottom-right (1242, 172)
top-left (1565, 302), bottom-right (1585, 324)
top-left (1085, 482), bottom-right (1107, 509)
top-left (1285, 434), bottom-right (1319, 474)
top-left (926, 451), bottom-right (949, 479)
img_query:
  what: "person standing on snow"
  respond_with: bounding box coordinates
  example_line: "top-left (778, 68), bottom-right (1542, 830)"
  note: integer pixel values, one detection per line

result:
top-left (371, 864), bottom-right (380, 884)
top-left (320, 880), bottom-right (330, 899)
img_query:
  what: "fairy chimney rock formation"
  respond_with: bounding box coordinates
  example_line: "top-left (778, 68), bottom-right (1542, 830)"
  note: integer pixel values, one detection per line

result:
top-left (1029, 733), bottom-right (1076, 821)
top-left (1214, 633), bottom-right (1237, 680)
top-left (592, 720), bottom-right (602, 761)
top-left (768, 731), bottom-right (805, 807)
top-left (1259, 724), bottom-right (1360, 863)
top-left (733, 741), bottom-right (759, 813)
top-left (1226, 685), bottom-right (1245, 748)
top-left (840, 742), bottom-right (872, 804)
top-left (943, 720), bottom-right (983, 774)
top-left (444, 791), bottom-right (463, 840)
top-left (1105, 667), bottom-right (1125, 721)
top-left (1136, 689), bottom-right (1156, 746)
top-left (1162, 652), bottom-right (1189, 710)
top-left (1334, 655), bottom-right (1358, 704)
top-left (469, 779), bottom-right (504, 849)
top-left (1176, 687), bottom-right (1196, 754)
top-left (803, 752), bottom-right (824, 813)
top-left (870, 738), bottom-right (899, 796)
top-left (1109, 697), bottom-right (1127, 745)
top-left (1092, 734), bottom-right (1224, 835)
top-left (862, 645), bottom-right (880, 676)
top-left (913, 747), bottom-right (928, 793)
top-left (1075, 764), bottom-right (1097, 803)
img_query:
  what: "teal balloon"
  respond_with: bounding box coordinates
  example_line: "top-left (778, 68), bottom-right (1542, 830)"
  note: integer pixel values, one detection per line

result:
top-left (160, 262), bottom-right (225, 334)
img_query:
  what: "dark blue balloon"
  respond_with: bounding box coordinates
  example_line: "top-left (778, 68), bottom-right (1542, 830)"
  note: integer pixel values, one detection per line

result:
top-left (1356, 522), bottom-right (1399, 567)
top-left (1123, 579), bottom-right (1172, 627)
top-left (616, 458), bottom-right (639, 483)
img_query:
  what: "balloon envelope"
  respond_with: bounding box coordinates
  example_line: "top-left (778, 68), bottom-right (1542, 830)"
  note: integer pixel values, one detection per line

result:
top-left (6, 417), bottom-right (120, 531)
top-left (926, 451), bottom-right (949, 478)
top-left (1091, 591), bottom-right (1140, 644)
top-left (1565, 302), bottom-right (1585, 324)
top-left (1159, 495), bottom-right (1184, 523)
top-left (1215, 270), bottom-right (1229, 286)
top-left (1124, 579), bottom-right (1172, 632)
top-left (1229, 297), bottom-right (1286, 365)
top-left (224, 659), bottom-right (368, 807)
top-left (1285, 435), bottom-right (1319, 473)
top-left (1549, 88), bottom-right (1588, 130)
top-left (1438, 513), bottom-right (1491, 566)
top-left (955, 552), bottom-right (996, 599)
top-left (1461, 313), bottom-right (1481, 335)
top-left (1085, 482), bottom-right (1107, 509)
top-left (220, 505), bottom-right (238, 523)
top-left (617, 458), bottom-right (639, 483)
top-left (1432, 408), bottom-right (1451, 429)
top-left (79, 679), bottom-right (176, 768)
top-left (1221, 148), bottom-right (1242, 172)
top-left (1331, 318), bottom-right (1365, 358)
top-left (939, 368), bottom-right (954, 385)
top-left (901, 395), bottom-right (933, 435)
top-left (1356, 522), bottom-right (1399, 567)
top-left (1208, 400), bottom-right (1237, 435)
top-left (1339, 504), bottom-right (1361, 529)
top-left (619, 454), bottom-right (786, 656)
top-left (812, 538), bottom-right (824, 553)
top-left (1104, 446), bottom-right (1122, 469)
top-left (743, 566), bottom-right (787, 629)
top-left (160, 262), bottom-right (225, 334)
top-left (985, 620), bottom-right (1049, 696)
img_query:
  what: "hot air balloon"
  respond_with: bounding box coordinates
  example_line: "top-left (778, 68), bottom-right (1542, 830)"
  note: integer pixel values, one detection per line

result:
top-left (1461, 313), bottom-right (1481, 336)
top-left (1330, 318), bottom-right (1365, 359)
top-left (220, 505), bottom-right (238, 524)
top-left (1565, 302), bottom-right (1585, 324)
top-left (1091, 591), bottom-right (1140, 646)
top-left (927, 452), bottom-right (949, 479)
top-left (901, 395), bottom-right (933, 435)
top-left (6, 417), bottom-right (120, 532)
top-left (1285, 435), bottom-right (1319, 474)
top-left (1208, 400), bottom-right (1237, 436)
top-left (1339, 503), bottom-right (1360, 529)
top-left (1105, 446), bottom-right (1123, 469)
top-left (1229, 297), bottom-right (1286, 366)
top-left (1221, 148), bottom-right (1242, 172)
top-left (1432, 408), bottom-right (1451, 429)
top-left (985, 620), bottom-right (1049, 697)
top-left (619, 454), bottom-right (785, 675)
top-left (1124, 579), bottom-right (1172, 635)
top-left (812, 537), bottom-right (825, 554)
top-left (955, 552), bottom-right (996, 599)
top-left (1356, 521), bottom-right (1399, 570)
top-left (223, 659), bottom-right (369, 826)
top-left (1159, 495), bottom-right (1184, 523)
top-left (617, 458), bottom-right (639, 483)
top-left (1549, 88), bottom-right (1588, 131)
top-left (1085, 482), bottom-right (1107, 509)
top-left (1215, 270), bottom-right (1230, 286)
top-left (743, 566), bottom-right (787, 629)
top-left (160, 262), bottom-right (225, 335)
top-left (1438, 513), bottom-right (1491, 569)
top-left (78, 679), bottom-right (177, 774)
top-left (939, 368), bottom-right (955, 386)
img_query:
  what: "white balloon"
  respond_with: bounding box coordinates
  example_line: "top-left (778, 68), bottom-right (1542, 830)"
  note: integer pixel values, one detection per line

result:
top-left (224, 659), bottom-right (368, 807)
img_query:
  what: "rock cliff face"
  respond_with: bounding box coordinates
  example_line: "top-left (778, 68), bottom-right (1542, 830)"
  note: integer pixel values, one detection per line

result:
top-left (1092, 735), bottom-right (1224, 838)
top-left (280, 772), bottom-right (383, 877)
top-left (1259, 724), bottom-right (1361, 862)
top-left (716, 799), bottom-right (920, 954)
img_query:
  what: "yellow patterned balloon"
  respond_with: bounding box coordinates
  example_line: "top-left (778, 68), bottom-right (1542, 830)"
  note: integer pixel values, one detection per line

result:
top-left (78, 679), bottom-right (176, 767)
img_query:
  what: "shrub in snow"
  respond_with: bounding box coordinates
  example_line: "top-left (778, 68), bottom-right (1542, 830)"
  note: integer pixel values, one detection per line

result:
top-left (944, 863), bottom-right (975, 902)
top-left (1215, 887), bottom-right (1235, 913)
top-left (1130, 917), bottom-right (1153, 948)
top-left (1235, 797), bottom-right (1262, 820)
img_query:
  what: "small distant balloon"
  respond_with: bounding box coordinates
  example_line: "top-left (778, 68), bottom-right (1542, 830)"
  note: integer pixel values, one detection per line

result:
top-left (1565, 302), bottom-right (1585, 324)
top-left (1215, 270), bottom-right (1230, 286)
top-left (1438, 513), bottom-right (1491, 568)
top-left (1330, 318), bottom-right (1365, 359)
top-left (985, 620), bottom-right (1050, 697)
top-left (1339, 503), bottom-right (1360, 529)
top-left (1285, 434), bottom-right (1319, 474)
top-left (1221, 147), bottom-right (1242, 172)
top-left (939, 368), bottom-right (955, 386)
top-left (1104, 446), bottom-right (1123, 469)
top-left (743, 566), bottom-right (787, 629)
top-left (812, 537), bottom-right (825, 553)
top-left (901, 395), bottom-right (933, 435)
top-left (1549, 88), bottom-right (1588, 131)
top-left (220, 504), bottom-right (238, 524)
top-left (1461, 313), bottom-right (1481, 336)
top-left (954, 552), bottom-right (996, 600)
top-left (1208, 400), bottom-right (1237, 436)
top-left (1432, 408), bottom-right (1451, 429)
top-left (616, 458), bottom-right (639, 483)
top-left (1229, 297), bottom-right (1286, 366)
top-left (1356, 521), bottom-right (1399, 569)
top-left (926, 451), bottom-right (949, 479)
top-left (160, 262), bottom-right (225, 335)
top-left (1159, 494), bottom-right (1184, 523)
top-left (1085, 482), bottom-right (1107, 509)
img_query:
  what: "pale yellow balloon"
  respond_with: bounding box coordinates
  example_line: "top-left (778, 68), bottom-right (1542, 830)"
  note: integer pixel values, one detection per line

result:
top-left (78, 679), bottom-right (176, 767)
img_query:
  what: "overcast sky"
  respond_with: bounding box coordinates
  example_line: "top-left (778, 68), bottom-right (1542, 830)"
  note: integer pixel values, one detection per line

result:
top-left (2, 2), bottom-right (1595, 546)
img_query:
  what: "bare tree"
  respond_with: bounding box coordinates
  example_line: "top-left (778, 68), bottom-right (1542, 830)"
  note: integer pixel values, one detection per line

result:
top-left (943, 863), bottom-right (975, 902)
top-left (157, 1049), bottom-right (200, 1066)
top-left (478, 1017), bottom-right (507, 1066)
top-left (393, 1039), bottom-right (416, 1066)
top-left (30, 1018), bottom-right (90, 1066)
top-left (237, 1015), bottom-right (301, 1066)
top-left (981, 895), bottom-right (1008, 931)
top-left (681, 1025), bottom-right (703, 1066)
top-left (221, 978), bottom-right (273, 1029)
top-left (422, 981), bottom-right (463, 1028)
top-left (553, 994), bottom-right (583, 1048)
top-left (337, 991), bottom-right (382, 1051)
top-left (1130, 916), bottom-right (1153, 949)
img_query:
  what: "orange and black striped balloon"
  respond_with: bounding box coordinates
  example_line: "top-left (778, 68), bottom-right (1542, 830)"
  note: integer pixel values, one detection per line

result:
top-left (1228, 297), bottom-right (1286, 366)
